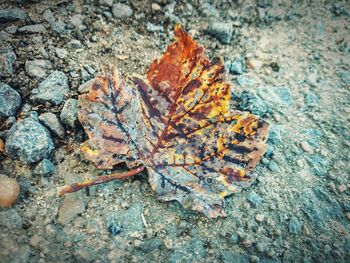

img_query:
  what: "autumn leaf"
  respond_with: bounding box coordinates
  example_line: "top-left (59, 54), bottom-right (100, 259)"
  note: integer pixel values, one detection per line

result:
top-left (59, 25), bottom-right (269, 218)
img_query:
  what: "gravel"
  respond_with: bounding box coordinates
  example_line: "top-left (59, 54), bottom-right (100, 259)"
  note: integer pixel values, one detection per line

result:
top-left (5, 118), bottom-right (54, 164)
top-left (0, 82), bottom-right (21, 117)
top-left (30, 71), bottom-right (69, 105)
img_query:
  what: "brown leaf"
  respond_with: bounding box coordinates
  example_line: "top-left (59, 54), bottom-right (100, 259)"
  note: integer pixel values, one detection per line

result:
top-left (77, 25), bottom-right (269, 218)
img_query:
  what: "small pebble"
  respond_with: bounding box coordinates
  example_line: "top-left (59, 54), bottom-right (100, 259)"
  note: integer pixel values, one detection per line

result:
top-left (300, 141), bottom-right (313, 153)
top-left (346, 212), bottom-right (350, 221)
top-left (151, 3), bottom-right (161, 11)
top-left (338, 184), bottom-right (347, 193)
top-left (255, 214), bottom-right (265, 222)
top-left (250, 255), bottom-right (260, 263)
top-left (0, 174), bottom-right (20, 208)
top-left (243, 239), bottom-right (253, 248)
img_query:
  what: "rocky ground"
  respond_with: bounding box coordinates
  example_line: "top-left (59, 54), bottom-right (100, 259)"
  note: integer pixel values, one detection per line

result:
top-left (0, 0), bottom-right (349, 262)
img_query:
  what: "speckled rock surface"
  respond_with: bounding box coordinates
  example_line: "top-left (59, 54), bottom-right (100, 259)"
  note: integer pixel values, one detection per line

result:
top-left (5, 118), bottom-right (54, 164)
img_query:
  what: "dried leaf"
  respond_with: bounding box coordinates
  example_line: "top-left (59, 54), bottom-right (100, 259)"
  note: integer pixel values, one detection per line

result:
top-left (76, 25), bottom-right (269, 218)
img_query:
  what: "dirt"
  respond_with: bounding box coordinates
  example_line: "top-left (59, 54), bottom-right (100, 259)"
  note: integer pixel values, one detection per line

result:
top-left (0, 0), bottom-right (349, 262)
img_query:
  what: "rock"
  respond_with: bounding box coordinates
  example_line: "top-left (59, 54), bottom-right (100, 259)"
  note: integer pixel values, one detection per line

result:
top-left (55, 48), bottom-right (68, 59)
top-left (112, 3), bottom-right (133, 18)
top-left (110, 203), bottom-right (144, 235)
top-left (25, 59), bottom-right (52, 79)
top-left (221, 251), bottom-right (249, 263)
top-left (43, 9), bottom-right (65, 36)
top-left (232, 90), bottom-right (270, 117)
top-left (230, 58), bottom-right (245, 75)
top-left (33, 158), bottom-right (55, 176)
top-left (0, 30), bottom-right (10, 43)
top-left (288, 216), bottom-right (302, 234)
top-left (5, 118), bottom-right (54, 164)
top-left (0, 175), bottom-right (20, 208)
top-left (31, 71), bottom-right (69, 105)
top-left (230, 233), bottom-right (239, 244)
top-left (247, 191), bottom-right (262, 208)
top-left (18, 24), bottom-right (46, 34)
top-left (58, 192), bottom-right (85, 225)
top-left (99, 0), bottom-right (114, 7)
top-left (5, 25), bottom-right (17, 34)
top-left (0, 208), bottom-right (22, 229)
top-left (242, 239), bottom-right (253, 248)
top-left (250, 255), bottom-right (260, 263)
top-left (208, 22), bottom-right (233, 44)
top-left (258, 86), bottom-right (293, 107)
top-left (60, 99), bottom-right (78, 128)
top-left (304, 90), bottom-right (319, 107)
top-left (151, 3), bottom-right (161, 11)
top-left (0, 8), bottom-right (27, 23)
top-left (236, 75), bottom-right (255, 87)
top-left (338, 184), bottom-right (347, 193)
top-left (255, 214), bottom-right (265, 222)
top-left (146, 22), bottom-right (164, 33)
top-left (67, 39), bottom-right (83, 49)
top-left (300, 141), bottom-right (313, 153)
top-left (268, 125), bottom-right (283, 145)
top-left (307, 154), bottom-right (328, 176)
top-left (0, 49), bottom-right (17, 77)
top-left (107, 221), bottom-right (122, 236)
top-left (0, 82), bottom-right (21, 117)
top-left (78, 79), bottom-right (95, 94)
top-left (200, 3), bottom-right (220, 17)
top-left (71, 14), bottom-right (84, 29)
top-left (38, 112), bottom-right (65, 138)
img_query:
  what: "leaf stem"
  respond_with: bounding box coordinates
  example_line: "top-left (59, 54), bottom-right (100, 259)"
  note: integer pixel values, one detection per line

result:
top-left (58, 165), bottom-right (145, 196)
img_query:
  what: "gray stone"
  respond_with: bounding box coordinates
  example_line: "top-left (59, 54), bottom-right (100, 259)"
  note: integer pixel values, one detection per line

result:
top-left (140, 238), bottom-right (164, 252)
top-left (0, 209), bottom-right (23, 229)
top-left (289, 216), bottom-right (302, 234)
top-left (268, 125), bottom-right (283, 145)
top-left (18, 24), bottom-right (46, 34)
top-left (146, 22), bottom-right (164, 33)
top-left (78, 79), bottom-right (94, 94)
top-left (0, 30), bottom-right (11, 43)
top-left (0, 8), bottom-right (27, 23)
top-left (112, 3), bottom-right (133, 18)
top-left (0, 49), bottom-right (17, 77)
top-left (99, 0), bottom-right (114, 7)
top-left (221, 252), bottom-right (249, 263)
top-left (39, 112), bottom-right (65, 138)
top-left (33, 158), bottom-right (55, 176)
top-left (5, 118), bottom-right (54, 164)
top-left (25, 59), bottom-right (52, 79)
top-left (110, 203), bottom-right (144, 235)
top-left (55, 48), bottom-right (68, 59)
top-left (0, 82), bottom-right (21, 117)
top-left (208, 22), bottom-right (233, 44)
top-left (200, 3), bottom-right (220, 17)
top-left (67, 39), bottom-right (83, 49)
top-left (230, 58), bottom-right (245, 75)
top-left (43, 9), bottom-right (66, 36)
top-left (31, 71), bottom-right (69, 105)
top-left (60, 99), bottom-right (78, 128)
top-left (6, 25), bottom-right (18, 34)
top-left (247, 191), bottom-right (262, 208)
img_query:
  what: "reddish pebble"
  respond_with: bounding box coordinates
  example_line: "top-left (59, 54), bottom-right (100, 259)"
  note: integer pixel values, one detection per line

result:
top-left (338, 184), bottom-right (347, 193)
top-left (0, 175), bottom-right (20, 208)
